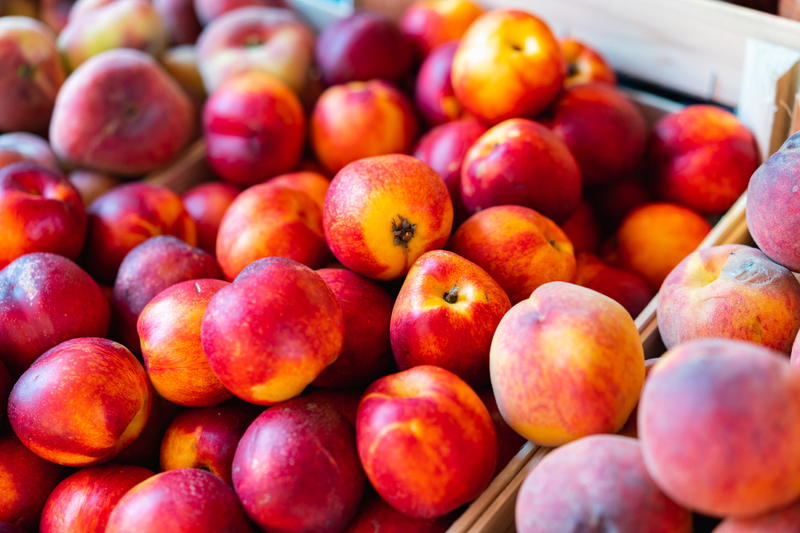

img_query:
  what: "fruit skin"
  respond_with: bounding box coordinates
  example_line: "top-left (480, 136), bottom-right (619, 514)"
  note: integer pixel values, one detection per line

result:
top-left (215, 181), bottom-right (329, 280)
top-left (181, 181), bottom-right (239, 255)
top-left (399, 0), bottom-right (483, 57)
top-left (0, 523), bottom-right (25, 533)
top-left (549, 83), bottom-right (647, 186)
top-left (658, 244), bottom-right (800, 353)
top-left (515, 435), bottom-right (691, 533)
top-left (269, 171), bottom-right (329, 211)
top-left (303, 388), bottom-right (363, 426)
top-left (357, 365), bottom-right (497, 519)
top-left (391, 250), bottom-right (511, 387)
top-left (574, 252), bottom-right (653, 318)
top-left (560, 38), bottom-right (617, 87)
top-left (113, 235), bottom-right (222, 353)
top-left (203, 71), bottom-right (305, 186)
top-left (593, 174), bottom-right (653, 225)
top-left (83, 182), bottom-right (197, 283)
top-left (0, 162), bottom-right (86, 268)
top-left (196, 6), bottom-right (315, 94)
top-left (153, 0), bottom-right (201, 45)
top-left (39, 465), bottom-right (154, 533)
top-left (490, 282), bottom-right (645, 446)
top-left (616, 202), bottom-right (711, 291)
top-left (0, 253), bottom-right (110, 374)
top-left (201, 257), bottom-right (344, 404)
top-left (9, 337), bottom-right (152, 466)
top-left (461, 118), bottom-right (582, 222)
top-left (651, 105), bottom-right (759, 214)
top-left (68, 169), bottom-right (118, 207)
top-left (714, 500), bottom-right (800, 532)
top-left (313, 268), bottom-right (394, 388)
top-left (451, 9), bottom-right (565, 123)
top-left (413, 117), bottom-right (487, 222)
top-left (114, 392), bottom-right (181, 469)
top-left (105, 468), bottom-right (253, 533)
top-left (560, 201), bottom-right (600, 254)
top-left (160, 404), bottom-right (256, 484)
top-left (39, 0), bottom-right (73, 32)
top-left (311, 81), bottom-right (419, 175)
top-left (193, 0), bottom-right (285, 25)
top-left (324, 155), bottom-right (453, 281)
top-left (138, 278), bottom-right (231, 407)
top-left (161, 45), bottom-right (205, 107)
top-left (0, 435), bottom-right (65, 529)
top-left (232, 397), bottom-right (364, 533)
top-left (0, 132), bottom-right (57, 169)
top-left (415, 41), bottom-right (464, 125)
top-left (0, 362), bottom-right (10, 427)
top-left (639, 338), bottom-right (800, 517)
top-left (478, 388), bottom-right (526, 474)
top-left (747, 131), bottom-right (800, 271)
top-left (450, 205), bottom-right (576, 304)
top-left (344, 495), bottom-right (449, 533)
top-left (0, 17), bottom-right (65, 133)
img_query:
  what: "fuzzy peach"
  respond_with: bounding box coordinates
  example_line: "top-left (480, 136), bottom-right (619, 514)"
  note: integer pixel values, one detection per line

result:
top-left (323, 154), bottom-right (453, 281)
top-left (560, 201), bottom-right (600, 254)
top-left (415, 41), bottom-right (464, 125)
top-left (311, 81), bottom-right (419, 175)
top-left (491, 282), bottom-right (645, 446)
top-left (400, 0), bottom-right (483, 56)
top-left (450, 205), bottom-right (576, 303)
top-left (269, 171), bottom-right (329, 211)
top-left (181, 182), bottom-right (238, 255)
top-left (9, 337), bottom-right (152, 466)
top-left (574, 252), bottom-right (653, 318)
top-left (560, 38), bottom-right (617, 87)
top-left (461, 118), bottom-right (582, 222)
top-left (68, 169), bottom-right (118, 206)
top-left (0, 132), bottom-right (57, 169)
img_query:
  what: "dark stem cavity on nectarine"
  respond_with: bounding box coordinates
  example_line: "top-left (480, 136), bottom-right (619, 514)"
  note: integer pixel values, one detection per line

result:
top-left (392, 215), bottom-right (416, 248)
top-left (443, 284), bottom-right (460, 304)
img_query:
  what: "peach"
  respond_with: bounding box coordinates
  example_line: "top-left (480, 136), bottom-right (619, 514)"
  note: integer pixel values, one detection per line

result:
top-left (181, 182), bottom-right (238, 254)
top-left (269, 171), bottom-right (329, 211)
top-left (345, 496), bottom-right (449, 533)
top-left (316, 12), bottom-right (414, 86)
top-left (400, 0), bottom-right (483, 56)
top-left (0, 17), bottom-right (65, 133)
top-left (616, 202), bottom-right (711, 290)
top-left (314, 268), bottom-right (394, 388)
top-left (450, 205), bottom-right (576, 303)
top-left (357, 365), bottom-right (497, 518)
top-left (659, 244), bottom-right (800, 353)
top-left (216, 181), bottom-right (328, 279)
top-left (324, 154), bottom-right (453, 281)
top-left (560, 201), bottom-right (600, 254)
top-left (0, 435), bottom-right (65, 529)
top-left (651, 105), bottom-right (759, 214)
top-left (479, 388), bottom-right (526, 474)
top-left (50, 49), bottom-right (193, 176)
top-left (105, 469), bottom-right (253, 533)
top-left (714, 500), bottom-right (800, 532)
top-left (0, 162), bottom-right (86, 268)
top-left (68, 169), bottom-right (118, 206)
top-left (153, 0), bottom-right (201, 45)
top-left (204, 72), bottom-right (304, 186)
top-left (451, 9), bottom-right (564, 123)
top-left (160, 404), bottom-right (256, 483)
top-left (9, 337), bottom-right (152, 466)
top-left (747, 131), bottom-right (800, 271)
top-left (415, 42), bottom-right (464, 125)
top-left (549, 83), bottom-right (647, 186)
top-left (201, 257), bottom-right (344, 404)
top-left (83, 182), bottom-right (197, 282)
top-left (0, 132), bottom-right (57, 169)
top-left (575, 252), bottom-right (653, 318)
top-left (391, 250), bottom-right (511, 387)
top-left (639, 338), bottom-right (800, 517)
top-left (0, 253), bottom-right (110, 374)
top-left (193, 0), bottom-right (285, 25)
top-left (515, 435), bottom-right (691, 533)
top-left (560, 38), bottom-right (617, 87)
top-left (413, 116), bottom-right (487, 222)
top-left (58, 0), bottom-right (168, 71)
top-left (461, 118), bottom-right (582, 222)
top-left (113, 235), bottom-right (221, 351)
top-left (40, 465), bottom-right (154, 533)
top-left (311, 80), bottom-right (419, 175)
top-left (233, 397), bottom-right (364, 532)
top-left (491, 282), bottom-right (645, 445)
top-left (196, 7), bottom-right (315, 94)
top-left (138, 278), bottom-right (230, 406)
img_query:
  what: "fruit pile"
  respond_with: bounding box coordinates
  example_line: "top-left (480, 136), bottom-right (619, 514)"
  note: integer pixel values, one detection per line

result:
top-left (0, 0), bottom-right (776, 531)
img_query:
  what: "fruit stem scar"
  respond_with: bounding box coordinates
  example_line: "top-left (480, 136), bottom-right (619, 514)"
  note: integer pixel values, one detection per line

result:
top-left (548, 239), bottom-right (560, 251)
top-left (443, 284), bottom-right (459, 304)
top-left (17, 63), bottom-right (34, 79)
top-left (391, 216), bottom-right (416, 248)
top-left (567, 62), bottom-right (579, 78)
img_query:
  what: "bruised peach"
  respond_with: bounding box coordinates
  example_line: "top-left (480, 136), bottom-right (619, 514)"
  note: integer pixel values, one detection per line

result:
top-left (216, 181), bottom-right (328, 280)
top-left (714, 500), bottom-right (800, 532)
top-left (181, 181), bottom-right (239, 255)
top-left (345, 496), bottom-right (449, 533)
top-left (515, 436), bottom-right (691, 533)
top-left (461, 118), bottom-right (582, 222)
top-left (357, 366), bottom-right (497, 519)
top-left (8, 337), bottom-right (152, 466)
top-left (138, 278), bottom-right (230, 406)
top-left (40, 465), bottom-right (154, 533)
top-left (491, 282), bottom-right (645, 446)
top-left (639, 339), bottom-right (800, 517)
top-left (560, 38), bottom-right (616, 87)
top-left (574, 252), bottom-right (653, 318)
top-left (450, 205), bottom-right (576, 303)
top-left (269, 171), bottom-right (329, 211)
top-left (560, 201), bottom-right (600, 254)
top-left (233, 397), bottom-right (364, 532)
top-left (0, 132), bottom-right (57, 169)
top-left (400, 0), bottom-right (483, 56)
top-left (324, 154), bottom-right (453, 281)
top-left (201, 257), bottom-right (344, 404)
top-left (415, 42), bottom-right (464, 125)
